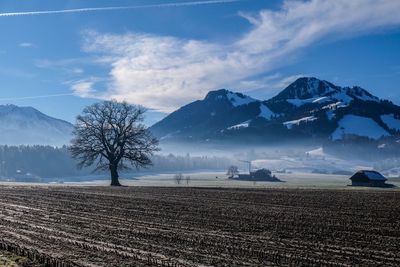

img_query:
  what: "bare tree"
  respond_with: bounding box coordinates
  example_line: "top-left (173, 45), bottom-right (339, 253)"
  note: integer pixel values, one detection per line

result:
top-left (70, 100), bottom-right (159, 186)
top-left (226, 165), bottom-right (239, 179)
top-left (185, 175), bottom-right (191, 185)
top-left (174, 173), bottom-right (183, 185)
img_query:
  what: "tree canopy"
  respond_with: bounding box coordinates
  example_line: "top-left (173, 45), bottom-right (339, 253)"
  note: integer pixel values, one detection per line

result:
top-left (70, 100), bottom-right (159, 186)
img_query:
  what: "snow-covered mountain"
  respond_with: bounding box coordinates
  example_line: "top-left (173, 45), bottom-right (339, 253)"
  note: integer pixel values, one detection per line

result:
top-left (0, 104), bottom-right (73, 146)
top-left (270, 77), bottom-right (377, 106)
top-left (151, 77), bottom-right (400, 144)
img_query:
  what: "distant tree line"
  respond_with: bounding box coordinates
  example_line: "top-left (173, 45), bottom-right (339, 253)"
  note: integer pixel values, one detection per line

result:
top-left (151, 153), bottom-right (232, 172)
top-left (0, 145), bottom-right (232, 181)
top-left (323, 137), bottom-right (400, 161)
top-left (0, 145), bottom-right (85, 179)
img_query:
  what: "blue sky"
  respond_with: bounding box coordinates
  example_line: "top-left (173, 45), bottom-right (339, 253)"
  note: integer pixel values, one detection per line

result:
top-left (0, 0), bottom-right (399, 124)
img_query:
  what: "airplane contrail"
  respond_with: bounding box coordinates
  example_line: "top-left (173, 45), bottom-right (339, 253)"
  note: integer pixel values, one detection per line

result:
top-left (0, 93), bottom-right (75, 101)
top-left (0, 0), bottom-right (241, 17)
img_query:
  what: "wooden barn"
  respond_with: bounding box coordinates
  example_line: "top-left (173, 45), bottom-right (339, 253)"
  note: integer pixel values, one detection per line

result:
top-left (237, 169), bottom-right (281, 182)
top-left (349, 170), bottom-right (388, 187)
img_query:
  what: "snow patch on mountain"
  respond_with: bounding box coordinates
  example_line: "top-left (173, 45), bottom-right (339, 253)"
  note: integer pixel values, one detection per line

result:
top-left (258, 104), bottom-right (275, 120)
top-left (323, 102), bottom-right (348, 110)
top-left (329, 91), bottom-right (352, 105)
top-left (331, 115), bottom-right (390, 140)
top-left (286, 98), bottom-right (310, 107)
top-left (283, 116), bottom-right (317, 129)
top-left (378, 143), bottom-right (387, 149)
top-left (307, 147), bottom-right (324, 156)
top-left (313, 96), bottom-right (330, 103)
top-left (286, 96), bottom-right (332, 107)
top-left (381, 114), bottom-right (400, 131)
top-left (286, 91), bottom-right (353, 108)
top-left (227, 120), bottom-right (250, 130)
top-left (226, 92), bottom-right (256, 107)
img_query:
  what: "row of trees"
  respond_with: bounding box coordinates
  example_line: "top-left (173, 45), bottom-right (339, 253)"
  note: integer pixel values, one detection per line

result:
top-left (0, 145), bottom-right (84, 178)
top-left (324, 137), bottom-right (400, 161)
top-left (152, 154), bottom-right (231, 172)
top-left (0, 146), bottom-right (231, 180)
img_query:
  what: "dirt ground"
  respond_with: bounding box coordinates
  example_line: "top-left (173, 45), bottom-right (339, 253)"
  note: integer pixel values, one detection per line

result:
top-left (0, 250), bottom-right (40, 267)
top-left (0, 185), bottom-right (399, 266)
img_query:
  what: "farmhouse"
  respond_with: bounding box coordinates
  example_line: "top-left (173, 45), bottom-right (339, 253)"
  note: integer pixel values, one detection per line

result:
top-left (235, 160), bottom-right (281, 182)
top-left (237, 169), bottom-right (281, 182)
top-left (349, 170), bottom-right (388, 187)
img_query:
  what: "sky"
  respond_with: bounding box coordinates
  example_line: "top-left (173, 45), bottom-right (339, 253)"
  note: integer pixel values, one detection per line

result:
top-left (0, 0), bottom-right (400, 125)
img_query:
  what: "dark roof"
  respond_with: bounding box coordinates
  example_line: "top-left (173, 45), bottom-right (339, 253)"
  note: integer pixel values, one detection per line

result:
top-left (350, 170), bottom-right (386, 181)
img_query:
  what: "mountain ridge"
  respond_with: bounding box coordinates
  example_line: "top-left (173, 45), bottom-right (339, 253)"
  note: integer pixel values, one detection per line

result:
top-left (0, 104), bottom-right (73, 146)
top-left (150, 77), bottom-right (400, 144)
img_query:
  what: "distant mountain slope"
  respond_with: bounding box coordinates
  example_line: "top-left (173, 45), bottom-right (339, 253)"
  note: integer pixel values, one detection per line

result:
top-left (150, 89), bottom-right (264, 140)
top-left (0, 104), bottom-right (73, 146)
top-left (150, 77), bottom-right (400, 144)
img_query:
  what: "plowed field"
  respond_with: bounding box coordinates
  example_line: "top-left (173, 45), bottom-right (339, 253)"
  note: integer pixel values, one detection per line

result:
top-left (0, 186), bottom-right (399, 266)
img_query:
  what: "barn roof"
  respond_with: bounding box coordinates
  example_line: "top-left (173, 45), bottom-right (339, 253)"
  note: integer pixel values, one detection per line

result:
top-left (352, 170), bottom-right (386, 181)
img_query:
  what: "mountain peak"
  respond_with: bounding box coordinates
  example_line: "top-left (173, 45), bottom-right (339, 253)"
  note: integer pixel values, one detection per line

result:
top-left (205, 89), bottom-right (257, 107)
top-left (0, 104), bottom-right (52, 121)
top-left (270, 76), bottom-right (380, 106)
top-left (273, 77), bottom-right (338, 100)
top-left (0, 104), bottom-right (73, 146)
top-left (0, 104), bottom-right (18, 112)
top-left (204, 89), bottom-right (230, 100)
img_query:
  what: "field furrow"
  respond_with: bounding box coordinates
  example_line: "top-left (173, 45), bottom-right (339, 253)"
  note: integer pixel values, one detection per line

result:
top-left (0, 186), bottom-right (399, 266)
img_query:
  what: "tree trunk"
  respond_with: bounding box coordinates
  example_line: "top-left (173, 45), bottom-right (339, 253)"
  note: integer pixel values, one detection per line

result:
top-left (110, 164), bottom-right (121, 186)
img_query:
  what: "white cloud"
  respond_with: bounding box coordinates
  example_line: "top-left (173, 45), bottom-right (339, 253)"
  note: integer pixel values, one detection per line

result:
top-left (19, 42), bottom-right (34, 48)
top-left (72, 68), bottom-right (84, 74)
top-left (71, 79), bottom-right (95, 97)
top-left (75, 0), bottom-right (400, 112)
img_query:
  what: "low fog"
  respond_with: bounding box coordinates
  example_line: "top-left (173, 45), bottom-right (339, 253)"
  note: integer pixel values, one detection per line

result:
top-left (1, 138), bottom-right (400, 184)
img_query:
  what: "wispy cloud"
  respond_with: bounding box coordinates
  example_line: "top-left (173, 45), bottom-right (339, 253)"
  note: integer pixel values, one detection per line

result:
top-left (18, 42), bottom-right (35, 48)
top-left (71, 80), bottom-right (95, 97)
top-left (35, 58), bottom-right (88, 76)
top-left (35, 58), bottom-right (85, 68)
top-left (0, 0), bottom-right (240, 17)
top-left (74, 0), bottom-right (400, 112)
top-left (67, 76), bottom-right (106, 98)
top-left (72, 68), bottom-right (84, 75)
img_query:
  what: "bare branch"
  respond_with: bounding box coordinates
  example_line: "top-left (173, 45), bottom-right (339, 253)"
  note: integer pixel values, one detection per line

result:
top-left (69, 100), bottom-right (159, 186)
